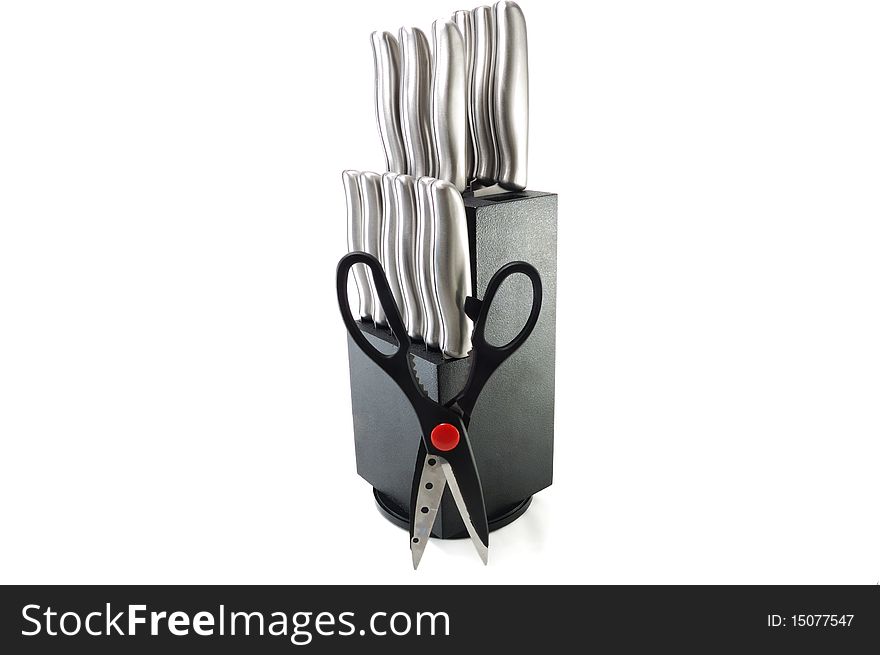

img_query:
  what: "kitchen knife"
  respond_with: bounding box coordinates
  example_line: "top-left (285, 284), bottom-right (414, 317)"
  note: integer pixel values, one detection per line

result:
top-left (380, 172), bottom-right (406, 321)
top-left (470, 6), bottom-right (497, 185)
top-left (398, 27), bottom-right (434, 178)
top-left (452, 10), bottom-right (475, 184)
top-left (371, 31), bottom-right (407, 173)
top-left (358, 171), bottom-right (387, 326)
top-left (343, 170), bottom-right (374, 321)
top-left (493, 1), bottom-right (528, 191)
top-left (431, 180), bottom-right (473, 358)
top-left (393, 174), bottom-right (425, 341)
top-left (415, 176), bottom-right (442, 348)
top-left (431, 19), bottom-right (468, 192)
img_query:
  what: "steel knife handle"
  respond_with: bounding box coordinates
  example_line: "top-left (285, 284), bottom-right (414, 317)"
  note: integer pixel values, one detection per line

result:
top-left (493, 1), bottom-right (528, 191)
top-left (359, 171), bottom-right (387, 326)
top-left (452, 10), bottom-right (475, 184)
top-left (431, 19), bottom-right (468, 192)
top-left (372, 31), bottom-right (407, 174)
top-left (343, 170), bottom-right (374, 320)
top-left (431, 180), bottom-right (473, 358)
top-left (399, 27), bottom-right (434, 178)
top-left (470, 6), bottom-right (498, 185)
top-left (380, 173), bottom-right (406, 321)
top-left (393, 175), bottom-right (426, 340)
top-left (415, 177), bottom-right (442, 347)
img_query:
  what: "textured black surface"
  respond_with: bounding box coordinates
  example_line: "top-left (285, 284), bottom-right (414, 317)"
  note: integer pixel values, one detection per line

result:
top-left (346, 190), bottom-right (557, 538)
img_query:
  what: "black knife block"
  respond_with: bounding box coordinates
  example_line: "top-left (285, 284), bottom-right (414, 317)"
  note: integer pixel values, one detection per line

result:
top-left (345, 190), bottom-right (557, 538)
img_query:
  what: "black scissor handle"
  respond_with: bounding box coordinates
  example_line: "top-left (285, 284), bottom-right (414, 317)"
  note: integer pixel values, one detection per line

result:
top-left (471, 261), bottom-right (543, 357)
top-left (451, 261), bottom-right (543, 420)
top-left (336, 252), bottom-right (414, 387)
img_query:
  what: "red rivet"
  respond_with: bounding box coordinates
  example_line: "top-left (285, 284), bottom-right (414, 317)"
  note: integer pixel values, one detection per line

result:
top-left (430, 423), bottom-right (460, 451)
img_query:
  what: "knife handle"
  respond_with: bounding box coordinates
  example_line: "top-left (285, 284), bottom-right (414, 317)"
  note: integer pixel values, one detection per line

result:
top-left (399, 27), bottom-right (435, 179)
top-left (470, 5), bottom-right (498, 185)
top-left (431, 180), bottom-right (473, 359)
top-left (393, 175), bottom-right (426, 341)
top-left (380, 173), bottom-right (407, 322)
top-left (431, 19), bottom-right (468, 192)
top-left (359, 172), bottom-right (387, 326)
top-left (493, 1), bottom-right (528, 191)
top-left (343, 170), bottom-right (374, 321)
top-left (372, 31), bottom-right (407, 174)
top-left (452, 10), bottom-right (476, 184)
top-left (415, 177), bottom-right (442, 348)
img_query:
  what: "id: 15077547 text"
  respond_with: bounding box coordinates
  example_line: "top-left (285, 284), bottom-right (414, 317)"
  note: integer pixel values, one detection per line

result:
top-left (767, 614), bottom-right (854, 628)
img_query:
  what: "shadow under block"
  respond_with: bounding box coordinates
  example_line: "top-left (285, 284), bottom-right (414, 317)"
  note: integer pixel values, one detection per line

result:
top-left (346, 190), bottom-right (557, 538)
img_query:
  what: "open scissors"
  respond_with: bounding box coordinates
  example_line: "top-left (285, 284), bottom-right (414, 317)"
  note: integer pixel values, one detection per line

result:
top-left (336, 252), bottom-right (542, 568)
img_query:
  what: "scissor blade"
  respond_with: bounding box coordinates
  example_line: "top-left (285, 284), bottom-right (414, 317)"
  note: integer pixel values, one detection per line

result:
top-left (410, 452), bottom-right (447, 570)
top-left (440, 460), bottom-right (489, 565)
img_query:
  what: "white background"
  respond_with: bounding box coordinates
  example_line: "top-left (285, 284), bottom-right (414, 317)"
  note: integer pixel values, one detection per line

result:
top-left (1, 1), bottom-right (878, 584)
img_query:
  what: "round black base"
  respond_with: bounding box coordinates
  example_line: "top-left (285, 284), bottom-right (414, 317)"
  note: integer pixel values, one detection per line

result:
top-left (373, 488), bottom-right (532, 539)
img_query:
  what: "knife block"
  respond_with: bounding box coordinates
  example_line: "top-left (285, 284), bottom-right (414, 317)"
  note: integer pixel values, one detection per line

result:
top-left (345, 190), bottom-right (557, 538)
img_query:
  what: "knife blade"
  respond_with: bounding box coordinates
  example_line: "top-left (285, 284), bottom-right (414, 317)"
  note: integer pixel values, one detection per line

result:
top-left (415, 177), bottom-right (442, 348)
top-left (342, 170), bottom-right (374, 321)
top-left (393, 175), bottom-right (425, 341)
top-left (470, 5), bottom-right (497, 185)
top-left (431, 19), bottom-right (468, 192)
top-left (398, 27), bottom-right (434, 179)
top-left (431, 179), bottom-right (473, 358)
top-left (371, 31), bottom-right (407, 174)
top-left (452, 10), bottom-right (475, 184)
top-left (493, 1), bottom-right (528, 191)
top-left (358, 171), bottom-right (387, 326)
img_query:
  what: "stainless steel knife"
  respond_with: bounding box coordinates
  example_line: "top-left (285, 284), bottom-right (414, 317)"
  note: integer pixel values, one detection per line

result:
top-left (398, 27), bottom-right (434, 179)
top-left (415, 176), bottom-right (442, 348)
top-left (393, 174), bottom-right (425, 341)
top-left (343, 170), bottom-right (374, 321)
top-left (470, 5), bottom-right (498, 185)
top-left (431, 179), bottom-right (473, 358)
top-left (380, 172), bottom-right (406, 321)
top-left (493, 1), bottom-right (528, 191)
top-left (452, 10), bottom-right (475, 184)
top-left (358, 171), bottom-right (387, 326)
top-left (371, 31), bottom-right (407, 173)
top-left (431, 19), bottom-right (468, 192)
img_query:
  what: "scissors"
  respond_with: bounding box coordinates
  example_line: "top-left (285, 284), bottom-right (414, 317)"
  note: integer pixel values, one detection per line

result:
top-left (336, 252), bottom-right (542, 568)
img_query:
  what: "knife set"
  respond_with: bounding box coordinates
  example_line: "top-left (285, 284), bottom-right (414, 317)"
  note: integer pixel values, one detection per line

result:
top-left (338, 2), bottom-right (557, 566)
